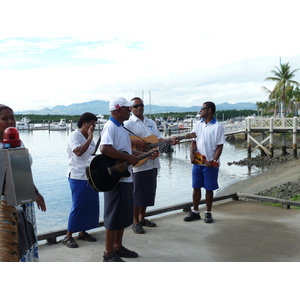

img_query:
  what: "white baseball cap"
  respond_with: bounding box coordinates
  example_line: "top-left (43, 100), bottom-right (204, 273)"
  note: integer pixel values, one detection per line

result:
top-left (109, 97), bottom-right (133, 112)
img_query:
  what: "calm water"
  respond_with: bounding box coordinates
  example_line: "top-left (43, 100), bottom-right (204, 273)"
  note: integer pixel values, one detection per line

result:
top-left (19, 129), bottom-right (261, 234)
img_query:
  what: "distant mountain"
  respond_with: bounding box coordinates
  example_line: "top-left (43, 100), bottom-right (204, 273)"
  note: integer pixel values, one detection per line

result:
top-left (15, 100), bottom-right (257, 115)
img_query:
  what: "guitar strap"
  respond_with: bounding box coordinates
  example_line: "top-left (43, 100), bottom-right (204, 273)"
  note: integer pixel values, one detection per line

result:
top-left (92, 135), bottom-right (101, 156)
top-left (122, 125), bottom-right (149, 144)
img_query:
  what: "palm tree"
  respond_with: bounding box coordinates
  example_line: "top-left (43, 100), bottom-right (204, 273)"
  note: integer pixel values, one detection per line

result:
top-left (261, 86), bottom-right (282, 117)
top-left (264, 62), bottom-right (300, 117)
top-left (291, 86), bottom-right (300, 115)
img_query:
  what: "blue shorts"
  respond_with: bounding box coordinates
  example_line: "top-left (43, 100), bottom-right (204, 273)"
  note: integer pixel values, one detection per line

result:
top-left (192, 164), bottom-right (219, 191)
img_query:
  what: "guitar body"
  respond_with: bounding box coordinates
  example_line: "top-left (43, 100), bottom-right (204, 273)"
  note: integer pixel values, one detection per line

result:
top-left (130, 133), bottom-right (196, 167)
top-left (86, 150), bottom-right (158, 192)
top-left (130, 135), bottom-right (159, 151)
top-left (86, 154), bottom-right (131, 192)
top-left (130, 135), bottom-right (160, 167)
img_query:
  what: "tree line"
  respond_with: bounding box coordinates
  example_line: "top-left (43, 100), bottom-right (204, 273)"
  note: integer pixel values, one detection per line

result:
top-left (15, 109), bottom-right (257, 124)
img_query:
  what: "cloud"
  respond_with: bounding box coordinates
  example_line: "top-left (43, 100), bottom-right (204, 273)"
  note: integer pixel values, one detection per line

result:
top-left (1, 37), bottom-right (300, 111)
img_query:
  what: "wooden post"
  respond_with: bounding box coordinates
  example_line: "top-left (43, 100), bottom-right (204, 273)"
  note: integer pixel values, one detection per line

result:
top-left (269, 117), bottom-right (274, 158)
top-left (281, 133), bottom-right (288, 156)
top-left (260, 132), bottom-right (266, 156)
top-left (293, 116), bottom-right (298, 158)
top-left (246, 118), bottom-right (251, 158)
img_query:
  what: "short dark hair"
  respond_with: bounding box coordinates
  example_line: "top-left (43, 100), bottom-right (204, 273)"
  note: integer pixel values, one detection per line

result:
top-left (131, 97), bottom-right (143, 102)
top-left (0, 104), bottom-right (14, 114)
top-left (203, 101), bottom-right (216, 114)
top-left (77, 112), bottom-right (97, 128)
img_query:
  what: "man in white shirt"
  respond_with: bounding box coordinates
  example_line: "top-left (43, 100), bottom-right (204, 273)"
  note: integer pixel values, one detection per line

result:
top-left (100, 97), bottom-right (156, 261)
top-left (184, 101), bottom-right (226, 223)
top-left (124, 97), bottom-right (177, 234)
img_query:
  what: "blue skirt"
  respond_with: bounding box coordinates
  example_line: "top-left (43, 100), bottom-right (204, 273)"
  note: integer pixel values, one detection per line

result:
top-left (68, 178), bottom-right (100, 232)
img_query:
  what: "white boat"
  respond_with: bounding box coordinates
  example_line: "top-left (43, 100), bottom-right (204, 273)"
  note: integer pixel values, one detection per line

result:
top-left (182, 114), bottom-right (195, 130)
top-left (31, 119), bottom-right (67, 131)
top-left (16, 117), bottom-right (30, 130)
top-left (96, 114), bottom-right (107, 130)
top-left (194, 114), bottom-right (201, 122)
top-left (31, 124), bottom-right (49, 130)
top-left (50, 119), bottom-right (67, 131)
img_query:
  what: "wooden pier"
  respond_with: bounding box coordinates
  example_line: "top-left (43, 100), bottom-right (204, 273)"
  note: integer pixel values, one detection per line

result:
top-left (245, 117), bottom-right (300, 158)
top-left (222, 117), bottom-right (300, 158)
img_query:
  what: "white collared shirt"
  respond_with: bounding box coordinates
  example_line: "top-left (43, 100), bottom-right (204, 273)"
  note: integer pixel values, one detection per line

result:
top-left (124, 115), bottom-right (162, 172)
top-left (192, 118), bottom-right (226, 164)
top-left (100, 119), bottom-right (133, 183)
top-left (66, 129), bottom-right (96, 180)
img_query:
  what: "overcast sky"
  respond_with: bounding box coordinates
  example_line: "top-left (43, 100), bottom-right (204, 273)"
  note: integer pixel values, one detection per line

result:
top-left (1, 1), bottom-right (300, 112)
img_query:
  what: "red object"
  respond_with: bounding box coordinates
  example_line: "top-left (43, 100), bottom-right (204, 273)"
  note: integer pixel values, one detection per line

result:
top-left (2, 127), bottom-right (21, 148)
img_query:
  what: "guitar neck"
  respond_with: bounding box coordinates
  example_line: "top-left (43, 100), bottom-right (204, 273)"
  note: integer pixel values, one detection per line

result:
top-left (150, 135), bottom-right (190, 148)
top-left (137, 150), bottom-right (159, 161)
top-left (121, 150), bottom-right (159, 168)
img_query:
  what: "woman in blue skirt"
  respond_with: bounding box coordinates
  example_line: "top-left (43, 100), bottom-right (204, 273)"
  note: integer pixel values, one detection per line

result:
top-left (64, 113), bottom-right (100, 248)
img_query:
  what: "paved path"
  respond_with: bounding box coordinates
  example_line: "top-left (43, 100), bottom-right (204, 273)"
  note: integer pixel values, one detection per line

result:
top-left (38, 200), bottom-right (300, 262)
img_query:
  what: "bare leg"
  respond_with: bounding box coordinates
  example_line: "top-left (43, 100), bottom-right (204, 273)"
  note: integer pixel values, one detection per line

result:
top-left (139, 207), bottom-right (147, 222)
top-left (105, 228), bottom-right (124, 255)
top-left (192, 188), bottom-right (201, 211)
top-left (205, 190), bottom-right (214, 211)
top-left (133, 207), bottom-right (140, 225)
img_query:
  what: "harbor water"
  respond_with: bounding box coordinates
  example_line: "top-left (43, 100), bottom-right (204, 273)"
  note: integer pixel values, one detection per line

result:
top-left (19, 130), bottom-right (261, 234)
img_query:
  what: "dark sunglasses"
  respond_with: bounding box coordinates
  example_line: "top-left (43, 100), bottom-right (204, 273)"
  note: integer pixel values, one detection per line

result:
top-left (200, 107), bottom-right (208, 110)
top-left (132, 103), bottom-right (144, 109)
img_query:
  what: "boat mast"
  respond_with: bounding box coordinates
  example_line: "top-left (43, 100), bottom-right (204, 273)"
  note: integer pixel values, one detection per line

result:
top-left (149, 91), bottom-right (152, 119)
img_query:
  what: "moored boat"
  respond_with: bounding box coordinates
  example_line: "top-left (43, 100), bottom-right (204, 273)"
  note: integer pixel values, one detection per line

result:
top-left (16, 117), bottom-right (30, 130)
top-left (96, 114), bottom-right (107, 130)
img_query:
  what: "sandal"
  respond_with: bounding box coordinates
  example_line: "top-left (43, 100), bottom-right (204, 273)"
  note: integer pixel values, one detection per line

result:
top-left (132, 222), bottom-right (145, 234)
top-left (114, 246), bottom-right (138, 258)
top-left (140, 218), bottom-right (156, 227)
top-left (102, 252), bottom-right (124, 262)
top-left (63, 236), bottom-right (78, 248)
top-left (78, 232), bottom-right (97, 242)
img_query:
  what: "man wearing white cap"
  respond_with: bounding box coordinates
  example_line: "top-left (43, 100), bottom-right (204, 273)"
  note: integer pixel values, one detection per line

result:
top-left (100, 97), bottom-right (156, 262)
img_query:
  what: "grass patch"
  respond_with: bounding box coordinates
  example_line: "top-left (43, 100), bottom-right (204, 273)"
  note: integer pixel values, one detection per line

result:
top-left (258, 194), bottom-right (300, 209)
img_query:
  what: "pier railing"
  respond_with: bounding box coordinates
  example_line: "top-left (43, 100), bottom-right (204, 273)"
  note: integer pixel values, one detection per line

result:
top-left (37, 193), bottom-right (300, 245)
top-left (222, 117), bottom-right (300, 134)
top-left (248, 117), bottom-right (300, 130)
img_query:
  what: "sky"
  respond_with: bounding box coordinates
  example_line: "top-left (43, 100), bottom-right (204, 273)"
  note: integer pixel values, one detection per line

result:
top-left (1, 1), bottom-right (300, 112)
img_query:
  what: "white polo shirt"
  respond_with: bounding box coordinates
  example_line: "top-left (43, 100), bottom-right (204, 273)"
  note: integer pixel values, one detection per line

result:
top-left (66, 129), bottom-right (96, 180)
top-left (100, 117), bottom-right (133, 183)
top-left (124, 115), bottom-right (162, 172)
top-left (192, 118), bottom-right (226, 164)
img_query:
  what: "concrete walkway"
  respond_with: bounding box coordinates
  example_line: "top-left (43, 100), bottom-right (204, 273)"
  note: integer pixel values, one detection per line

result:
top-left (38, 200), bottom-right (300, 262)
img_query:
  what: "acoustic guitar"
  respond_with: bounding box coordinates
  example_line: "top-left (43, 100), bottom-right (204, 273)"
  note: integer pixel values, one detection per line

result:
top-left (86, 150), bottom-right (158, 192)
top-left (130, 132), bottom-right (196, 166)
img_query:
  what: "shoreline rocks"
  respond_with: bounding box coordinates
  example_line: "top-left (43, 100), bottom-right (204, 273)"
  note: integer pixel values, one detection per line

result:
top-left (226, 154), bottom-right (300, 200)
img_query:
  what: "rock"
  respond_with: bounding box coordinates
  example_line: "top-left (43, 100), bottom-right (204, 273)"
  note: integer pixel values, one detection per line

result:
top-left (228, 155), bottom-right (300, 200)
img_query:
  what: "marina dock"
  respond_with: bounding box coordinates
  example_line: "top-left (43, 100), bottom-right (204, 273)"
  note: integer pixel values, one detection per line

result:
top-left (38, 199), bottom-right (300, 262)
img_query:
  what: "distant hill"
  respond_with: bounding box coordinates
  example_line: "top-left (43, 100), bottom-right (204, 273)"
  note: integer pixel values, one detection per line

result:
top-left (15, 100), bottom-right (257, 115)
